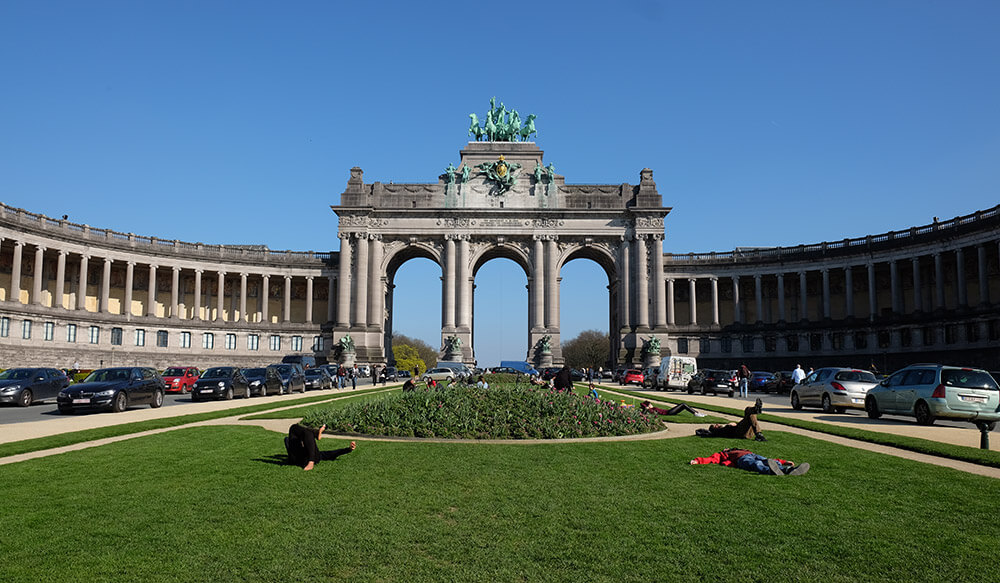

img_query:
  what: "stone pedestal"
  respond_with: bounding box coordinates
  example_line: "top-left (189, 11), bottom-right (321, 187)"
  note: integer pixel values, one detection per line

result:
top-left (643, 353), bottom-right (662, 369)
top-left (339, 350), bottom-right (356, 367)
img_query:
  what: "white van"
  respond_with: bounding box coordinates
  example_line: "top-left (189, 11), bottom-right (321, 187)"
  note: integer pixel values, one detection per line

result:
top-left (655, 356), bottom-right (698, 391)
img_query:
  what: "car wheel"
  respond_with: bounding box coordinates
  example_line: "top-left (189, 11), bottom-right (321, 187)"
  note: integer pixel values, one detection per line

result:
top-left (18, 389), bottom-right (33, 407)
top-left (180, 385), bottom-right (188, 395)
top-left (150, 390), bottom-right (164, 409)
top-left (790, 391), bottom-right (802, 410)
top-left (245, 386), bottom-right (251, 399)
top-left (865, 396), bottom-right (882, 419)
top-left (821, 394), bottom-right (834, 414)
top-left (225, 387), bottom-right (233, 400)
top-left (112, 392), bottom-right (128, 413)
top-left (914, 401), bottom-right (935, 426)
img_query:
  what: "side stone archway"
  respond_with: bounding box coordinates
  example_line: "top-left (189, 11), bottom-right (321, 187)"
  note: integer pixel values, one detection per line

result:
top-left (332, 139), bottom-right (671, 369)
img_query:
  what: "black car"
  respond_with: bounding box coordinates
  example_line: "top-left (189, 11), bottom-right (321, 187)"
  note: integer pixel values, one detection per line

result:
top-left (191, 367), bottom-right (251, 401)
top-left (57, 367), bottom-right (165, 413)
top-left (241, 366), bottom-right (282, 396)
top-left (303, 368), bottom-right (333, 390)
top-left (763, 371), bottom-right (795, 394)
top-left (271, 364), bottom-right (306, 394)
top-left (0, 367), bottom-right (71, 407)
top-left (688, 369), bottom-right (735, 397)
top-left (384, 367), bottom-right (399, 382)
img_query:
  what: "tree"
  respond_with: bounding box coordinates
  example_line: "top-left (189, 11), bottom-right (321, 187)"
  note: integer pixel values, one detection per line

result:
top-left (561, 330), bottom-right (610, 370)
top-left (392, 344), bottom-right (425, 378)
top-left (391, 334), bottom-right (438, 375)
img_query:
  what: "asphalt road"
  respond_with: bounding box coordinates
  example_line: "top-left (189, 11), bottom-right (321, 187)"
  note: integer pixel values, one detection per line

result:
top-left (0, 391), bottom-right (261, 425)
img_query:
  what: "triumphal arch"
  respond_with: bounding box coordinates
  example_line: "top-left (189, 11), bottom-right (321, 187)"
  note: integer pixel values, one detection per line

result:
top-left (332, 100), bottom-right (671, 368)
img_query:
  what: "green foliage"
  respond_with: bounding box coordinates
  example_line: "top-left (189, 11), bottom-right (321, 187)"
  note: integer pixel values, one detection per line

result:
top-left (301, 383), bottom-right (661, 439)
top-left (561, 329), bottom-right (610, 369)
top-left (392, 344), bottom-right (425, 378)
top-left (391, 333), bottom-right (437, 373)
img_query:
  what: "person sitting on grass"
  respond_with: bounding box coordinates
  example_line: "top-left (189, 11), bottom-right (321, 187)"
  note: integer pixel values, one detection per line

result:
top-left (639, 400), bottom-right (706, 417)
top-left (476, 375), bottom-right (489, 389)
top-left (285, 423), bottom-right (356, 472)
top-left (695, 398), bottom-right (766, 441)
top-left (402, 378), bottom-right (416, 392)
top-left (689, 447), bottom-right (809, 476)
top-left (553, 365), bottom-right (573, 392)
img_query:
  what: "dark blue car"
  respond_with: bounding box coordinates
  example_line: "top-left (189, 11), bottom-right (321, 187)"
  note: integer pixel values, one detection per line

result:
top-left (57, 367), bottom-right (165, 413)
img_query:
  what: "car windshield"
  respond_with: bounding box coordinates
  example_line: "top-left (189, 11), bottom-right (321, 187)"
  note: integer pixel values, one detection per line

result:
top-left (942, 370), bottom-right (999, 390)
top-left (274, 365), bottom-right (292, 374)
top-left (83, 368), bottom-right (131, 382)
top-left (304, 369), bottom-right (322, 377)
top-left (835, 371), bottom-right (878, 382)
top-left (243, 368), bottom-right (266, 377)
top-left (163, 368), bottom-right (187, 377)
top-left (201, 368), bottom-right (233, 379)
top-left (0, 369), bottom-right (34, 380)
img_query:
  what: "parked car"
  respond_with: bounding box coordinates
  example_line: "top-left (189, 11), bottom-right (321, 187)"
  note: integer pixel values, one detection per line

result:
top-left (540, 367), bottom-right (561, 381)
top-left (435, 361), bottom-right (473, 380)
top-left (763, 371), bottom-right (795, 394)
top-left (865, 364), bottom-right (1000, 429)
top-left (282, 354), bottom-right (316, 369)
top-left (642, 366), bottom-right (660, 389)
top-left (0, 367), bottom-right (70, 407)
top-left (271, 364), bottom-right (306, 394)
top-left (241, 366), bottom-right (282, 396)
top-left (57, 367), bottom-right (165, 413)
top-left (690, 369), bottom-right (735, 397)
top-left (655, 356), bottom-right (698, 391)
top-left (790, 368), bottom-right (879, 413)
top-left (303, 367), bottom-right (333, 390)
top-left (570, 369), bottom-right (586, 382)
top-left (162, 366), bottom-right (200, 394)
top-left (621, 369), bottom-right (644, 386)
top-left (614, 367), bottom-right (628, 383)
top-left (397, 370), bottom-right (412, 379)
top-left (422, 368), bottom-right (458, 383)
top-left (749, 372), bottom-right (773, 392)
top-left (191, 366), bottom-right (251, 401)
top-left (384, 367), bottom-right (398, 382)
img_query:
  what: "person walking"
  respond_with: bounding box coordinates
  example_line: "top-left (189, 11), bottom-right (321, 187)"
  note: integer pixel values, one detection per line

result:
top-left (350, 365), bottom-right (357, 390)
top-left (791, 364), bottom-right (806, 386)
top-left (737, 363), bottom-right (751, 399)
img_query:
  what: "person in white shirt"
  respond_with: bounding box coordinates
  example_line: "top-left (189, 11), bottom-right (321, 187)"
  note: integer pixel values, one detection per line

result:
top-left (791, 364), bottom-right (806, 385)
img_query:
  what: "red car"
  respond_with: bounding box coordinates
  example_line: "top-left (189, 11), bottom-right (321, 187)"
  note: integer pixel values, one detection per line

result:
top-left (162, 366), bottom-right (200, 394)
top-left (621, 369), bottom-right (645, 385)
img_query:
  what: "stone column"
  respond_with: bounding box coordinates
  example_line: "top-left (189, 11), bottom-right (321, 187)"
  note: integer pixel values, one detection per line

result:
top-left (620, 237), bottom-right (631, 330)
top-left (889, 260), bottom-right (900, 314)
top-left (170, 266), bottom-right (180, 318)
top-left (261, 274), bottom-right (270, 323)
top-left (822, 268), bottom-right (831, 319)
top-left (336, 233), bottom-right (352, 327)
top-left (777, 273), bottom-right (786, 322)
top-left (844, 266), bottom-right (854, 318)
top-left (545, 238), bottom-right (559, 329)
top-left (283, 275), bottom-right (292, 323)
top-left (652, 235), bottom-right (666, 328)
top-left (240, 272), bottom-right (248, 322)
top-left (867, 263), bottom-right (877, 321)
top-left (306, 276), bottom-right (314, 325)
top-left (754, 274), bottom-right (763, 323)
top-left (217, 272), bottom-right (226, 322)
top-left (369, 235), bottom-right (384, 328)
top-left (100, 257), bottom-right (112, 313)
top-left (666, 278), bottom-right (675, 326)
top-left (124, 261), bottom-right (134, 316)
top-left (327, 275), bottom-right (336, 323)
top-left (442, 236), bottom-right (455, 330)
top-left (10, 241), bottom-right (23, 303)
top-left (688, 278), bottom-right (697, 325)
top-left (55, 250), bottom-right (67, 309)
top-left (799, 271), bottom-right (808, 321)
top-left (731, 276), bottom-right (741, 324)
top-left (532, 237), bottom-right (545, 329)
top-left (933, 252), bottom-right (945, 309)
top-left (911, 257), bottom-right (922, 312)
top-left (456, 236), bottom-right (470, 330)
top-left (955, 247), bottom-right (967, 307)
top-left (77, 254), bottom-right (89, 310)
top-left (32, 245), bottom-right (46, 305)
top-left (193, 269), bottom-right (202, 320)
top-left (710, 277), bottom-right (719, 325)
top-left (147, 264), bottom-right (157, 316)
top-left (977, 245), bottom-right (989, 306)
top-left (635, 235), bottom-right (649, 329)
top-left (353, 235), bottom-right (369, 327)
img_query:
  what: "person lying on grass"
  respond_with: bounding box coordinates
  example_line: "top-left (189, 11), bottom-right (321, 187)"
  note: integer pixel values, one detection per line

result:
top-left (285, 423), bottom-right (356, 471)
top-left (695, 398), bottom-right (766, 441)
top-left (690, 447), bottom-right (810, 476)
top-left (639, 400), bottom-right (706, 417)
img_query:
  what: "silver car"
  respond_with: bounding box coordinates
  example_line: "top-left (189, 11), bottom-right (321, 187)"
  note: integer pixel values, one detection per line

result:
top-left (865, 364), bottom-right (1000, 429)
top-left (790, 367), bottom-right (879, 413)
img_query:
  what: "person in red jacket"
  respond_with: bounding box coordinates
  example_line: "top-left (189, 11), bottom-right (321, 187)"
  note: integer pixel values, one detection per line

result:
top-left (690, 447), bottom-right (809, 476)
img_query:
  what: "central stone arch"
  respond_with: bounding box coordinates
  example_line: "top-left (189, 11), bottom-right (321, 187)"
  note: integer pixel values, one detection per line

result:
top-left (332, 139), bottom-right (670, 370)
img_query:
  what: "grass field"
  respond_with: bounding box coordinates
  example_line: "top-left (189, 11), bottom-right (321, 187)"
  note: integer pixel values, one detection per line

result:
top-left (2, 424), bottom-right (999, 582)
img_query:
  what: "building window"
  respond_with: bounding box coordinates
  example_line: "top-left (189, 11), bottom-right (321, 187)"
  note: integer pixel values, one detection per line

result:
top-left (291, 335), bottom-right (303, 352)
top-left (225, 333), bottom-right (237, 350)
top-left (741, 335), bottom-right (754, 353)
top-left (0, 317), bottom-right (8, 337)
top-left (989, 320), bottom-right (1000, 342)
top-left (899, 328), bottom-right (912, 348)
top-left (67, 323), bottom-right (77, 343)
top-left (809, 333), bottom-right (822, 351)
top-left (922, 326), bottom-right (935, 346)
top-left (22, 320), bottom-right (32, 340)
top-left (111, 327), bottom-right (123, 346)
top-left (89, 326), bottom-right (100, 344)
top-left (831, 332), bottom-right (844, 351)
top-left (720, 336), bottom-right (732, 353)
top-left (699, 338), bottom-right (710, 354)
top-left (157, 330), bottom-right (169, 348)
top-left (966, 323), bottom-right (980, 343)
top-left (944, 325), bottom-right (957, 344)
top-left (676, 338), bottom-right (688, 354)
top-left (44, 322), bottom-right (55, 341)
top-left (786, 334), bottom-right (799, 352)
top-left (248, 334), bottom-right (260, 351)
top-left (202, 333), bottom-right (214, 350)
top-left (135, 329), bottom-right (146, 347)
top-left (764, 335), bottom-right (776, 352)
top-left (313, 335), bottom-right (325, 352)
top-left (877, 330), bottom-right (890, 349)
top-left (180, 332), bottom-right (191, 349)
top-left (269, 335), bottom-right (281, 351)
top-left (854, 331), bottom-right (867, 349)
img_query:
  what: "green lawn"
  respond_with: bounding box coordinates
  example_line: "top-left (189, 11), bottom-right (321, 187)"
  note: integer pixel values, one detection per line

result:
top-left (1, 426), bottom-right (998, 582)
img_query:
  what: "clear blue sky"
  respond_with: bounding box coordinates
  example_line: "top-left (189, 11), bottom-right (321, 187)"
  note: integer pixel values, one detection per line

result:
top-left (3, 2), bottom-right (999, 366)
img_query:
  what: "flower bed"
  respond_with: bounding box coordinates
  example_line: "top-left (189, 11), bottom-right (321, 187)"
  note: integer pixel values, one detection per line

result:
top-left (301, 383), bottom-right (663, 439)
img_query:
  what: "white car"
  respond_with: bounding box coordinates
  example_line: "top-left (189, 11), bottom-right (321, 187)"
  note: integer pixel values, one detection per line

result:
top-left (655, 356), bottom-right (698, 391)
top-left (422, 368), bottom-right (457, 383)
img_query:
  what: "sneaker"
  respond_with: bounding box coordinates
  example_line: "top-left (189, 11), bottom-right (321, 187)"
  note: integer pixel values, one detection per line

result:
top-left (787, 462), bottom-right (810, 476)
top-left (694, 412), bottom-right (706, 417)
top-left (754, 398), bottom-right (763, 415)
top-left (766, 458), bottom-right (784, 476)
top-left (754, 432), bottom-right (767, 442)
